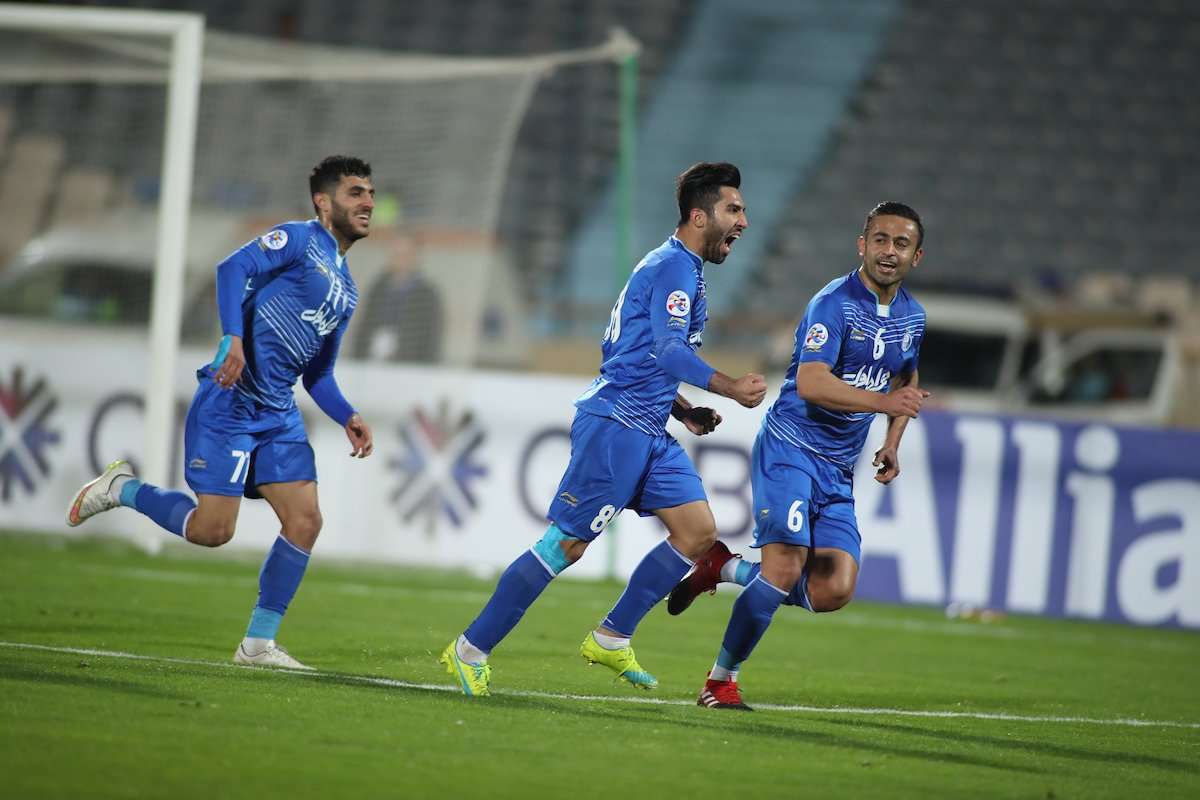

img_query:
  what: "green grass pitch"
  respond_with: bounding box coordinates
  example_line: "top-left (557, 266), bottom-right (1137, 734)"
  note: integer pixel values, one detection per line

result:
top-left (1, 531), bottom-right (1197, 799)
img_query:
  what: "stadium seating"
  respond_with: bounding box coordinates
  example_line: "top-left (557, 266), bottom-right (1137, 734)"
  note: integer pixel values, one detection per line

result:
top-left (3, 0), bottom-right (1197, 343)
top-left (0, 0), bottom-right (691, 306)
top-left (747, 0), bottom-right (1200, 314)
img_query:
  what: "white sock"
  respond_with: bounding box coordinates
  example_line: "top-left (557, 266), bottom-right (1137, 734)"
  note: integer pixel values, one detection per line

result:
top-left (456, 634), bottom-right (488, 665)
top-left (109, 473), bottom-right (134, 499)
top-left (719, 557), bottom-right (742, 584)
top-left (709, 664), bottom-right (738, 682)
top-left (591, 630), bottom-right (630, 651)
top-left (241, 636), bottom-right (272, 656)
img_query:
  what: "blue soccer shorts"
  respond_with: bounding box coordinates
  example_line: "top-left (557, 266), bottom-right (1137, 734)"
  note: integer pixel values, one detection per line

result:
top-left (546, 409), bottom-right (707, 541)
top-left (749, 425), bottom-right (861, 563)
top-left (183, 377), bottom-right (316, 499)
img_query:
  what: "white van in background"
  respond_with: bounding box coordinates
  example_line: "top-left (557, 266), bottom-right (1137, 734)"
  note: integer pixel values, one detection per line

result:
top-left (915, 293), bottom-right (1189, 427)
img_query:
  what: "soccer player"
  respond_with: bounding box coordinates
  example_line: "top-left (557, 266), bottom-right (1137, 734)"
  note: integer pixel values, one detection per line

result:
top-left (441, 162), bottom-right (767, 696)
top-left (669, 202), bottom-right (930, 710)
top-left (66, 155), bottom-right (377, 670)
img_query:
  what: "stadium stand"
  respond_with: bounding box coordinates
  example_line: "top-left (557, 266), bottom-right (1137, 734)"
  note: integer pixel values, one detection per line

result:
top-left (744, 0), bottom-right (1200, 314)
top-left (1, 0), bottom-right (693, 313)
top-left (563, 0), bottom-right (902, 330)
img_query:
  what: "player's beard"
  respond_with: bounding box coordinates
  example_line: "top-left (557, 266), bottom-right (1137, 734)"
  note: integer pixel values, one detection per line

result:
top-left (330, 201), bottom-right (369, 243)
top-left (703, 225), bottom-right (728, 264)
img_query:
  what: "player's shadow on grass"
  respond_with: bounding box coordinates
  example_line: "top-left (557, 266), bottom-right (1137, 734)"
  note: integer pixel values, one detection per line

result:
top-left (515, 699), bottom-right (1047, 775)
top-left (819, 717), bottom-right (1199, 775)
top-left (0, 663), bottom-right (194, 702)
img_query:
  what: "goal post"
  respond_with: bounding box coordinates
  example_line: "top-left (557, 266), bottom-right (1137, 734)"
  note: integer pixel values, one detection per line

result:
top-left (0, 6), bottom-right (639, 554)
top-left (0, 4), bottom-right (201, 553)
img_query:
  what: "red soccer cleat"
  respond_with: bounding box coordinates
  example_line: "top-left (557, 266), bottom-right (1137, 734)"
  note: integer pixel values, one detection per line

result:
top-left (667, 540), bottom-right (739, 615)
top-left (697, 675), bottom-right (753, 711)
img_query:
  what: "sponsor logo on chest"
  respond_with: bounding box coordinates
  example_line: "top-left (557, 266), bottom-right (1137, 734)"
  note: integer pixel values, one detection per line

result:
top-left (300, 240), bottom-right (355, 335)
top-left (844, 364), bottom-right (892, 392)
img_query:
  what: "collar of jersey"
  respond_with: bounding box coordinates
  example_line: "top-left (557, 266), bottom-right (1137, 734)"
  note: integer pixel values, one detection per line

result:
top-left (668, 235), bottom-right (704, 273)
top-left (851, 267), bottom-right (899, 317)
top-left (311, 218), bottom-right (346, 269)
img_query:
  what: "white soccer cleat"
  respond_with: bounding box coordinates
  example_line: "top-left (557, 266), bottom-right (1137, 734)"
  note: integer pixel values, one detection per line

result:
top-left (233, 641), bottom-right (314, 671)
top-left (66, 459), bottom-right (134, 527)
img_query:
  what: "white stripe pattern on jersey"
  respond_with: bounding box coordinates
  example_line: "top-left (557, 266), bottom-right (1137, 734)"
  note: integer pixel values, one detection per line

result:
top-left (259, 296), bottom-right (323, 363)
top-left (611, 393), bottom-right (667, 436)
top-left (764, 414), bottom-right (822, 455)
top-left (840, 304), bottom-right (925, 342)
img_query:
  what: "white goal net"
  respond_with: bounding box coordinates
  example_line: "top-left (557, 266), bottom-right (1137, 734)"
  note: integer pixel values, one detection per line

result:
top-left (0, 5), bottom-right (635, 550)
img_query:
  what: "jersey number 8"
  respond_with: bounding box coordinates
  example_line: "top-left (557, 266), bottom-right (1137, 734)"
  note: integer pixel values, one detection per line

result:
top-left (590, 504), bottom-right (617, 533)
top-left (603, 285), bottom-right (630, 344)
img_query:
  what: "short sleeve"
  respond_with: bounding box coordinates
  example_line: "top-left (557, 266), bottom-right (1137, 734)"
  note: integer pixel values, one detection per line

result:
top-left (797, 293), bottom-right (846, 367)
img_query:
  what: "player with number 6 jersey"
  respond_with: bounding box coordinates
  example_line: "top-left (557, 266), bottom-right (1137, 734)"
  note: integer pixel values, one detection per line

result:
top-left (668, 202), bottom-right (930, 711)
top-left (66, 156), bottom-right (377, 671)
top-left (441, 162), bottom-right (768, 696)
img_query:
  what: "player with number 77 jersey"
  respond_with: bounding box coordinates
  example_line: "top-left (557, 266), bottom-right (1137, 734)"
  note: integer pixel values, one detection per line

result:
top-left (66, 156), bottom-right (377, 672)
top-left (440, 162), bottom-right (767, 696)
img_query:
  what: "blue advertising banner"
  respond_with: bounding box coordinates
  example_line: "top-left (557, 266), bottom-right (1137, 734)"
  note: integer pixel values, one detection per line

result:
top-left (850, 409), bottom-right (1199, 629)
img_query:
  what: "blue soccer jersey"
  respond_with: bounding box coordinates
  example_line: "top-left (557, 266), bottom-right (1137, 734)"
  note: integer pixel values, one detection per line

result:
top-left (574, 236), bottom-right (710, 435)
top-left (763, 269), bottom-right (925, 469)
top-left (211, 219), bottom-right (358, 422)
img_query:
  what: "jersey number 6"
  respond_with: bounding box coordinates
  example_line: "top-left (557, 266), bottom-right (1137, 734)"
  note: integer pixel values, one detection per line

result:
top-left (787, 500), bottom-right (805, 532)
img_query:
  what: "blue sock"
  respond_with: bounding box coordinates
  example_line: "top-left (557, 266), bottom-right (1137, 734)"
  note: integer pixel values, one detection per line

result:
top-left (716, 575), bottom-right (788, 671)
top-left (464, 549), bottom-right (555, 653)
top-left (732, 561), bottom-right (810, 609)
top-left (246, 535), bottom-right (311, 640)
top-left (783, 570), bottom-right (812, 610)
top-left (733, 560), bottom-right (758, 586)
top-left (121, 480), bottom-right (195, 538)
top-left (602, 540), bottom-right (693, 636)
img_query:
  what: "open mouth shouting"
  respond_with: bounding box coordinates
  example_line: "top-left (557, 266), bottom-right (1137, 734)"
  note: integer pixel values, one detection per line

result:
top-left (718, 230), bottom-right (741, 260)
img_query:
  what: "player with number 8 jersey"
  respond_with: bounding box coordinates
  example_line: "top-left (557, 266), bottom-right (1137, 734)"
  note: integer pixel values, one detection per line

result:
top-left (440, 163), bottom-right (767, 696)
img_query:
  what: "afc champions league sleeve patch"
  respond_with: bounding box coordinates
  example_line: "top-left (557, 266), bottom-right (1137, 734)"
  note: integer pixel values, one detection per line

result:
top-left (803, 322), bottom-right (829, 351)
top-left (666, 290), bottom-right (691, 317)
top-left (260, 229), bottom-right (289, 251)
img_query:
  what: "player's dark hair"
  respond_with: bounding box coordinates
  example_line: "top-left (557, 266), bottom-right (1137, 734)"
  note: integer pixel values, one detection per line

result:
top-left (864, 201), bottom-right (924, 248)
top-left (309, 155), bottom-right (372, 211)
top-left (676, 162), bottom-right (741, 226)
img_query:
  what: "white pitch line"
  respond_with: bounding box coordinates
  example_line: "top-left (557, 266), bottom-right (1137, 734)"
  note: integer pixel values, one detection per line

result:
top-left (2, 640), bottom-right (1197, 730)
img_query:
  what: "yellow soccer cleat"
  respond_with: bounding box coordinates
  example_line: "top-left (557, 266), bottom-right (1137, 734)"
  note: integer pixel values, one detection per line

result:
top-left (579, 632), bottom-right (658, 690)
top-left (440, 640), bottom-right (491, 697)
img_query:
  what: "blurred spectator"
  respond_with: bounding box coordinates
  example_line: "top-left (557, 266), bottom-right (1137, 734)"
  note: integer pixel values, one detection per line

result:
top-left (352, 232), bottom-right (443, 363)
top-left (1064, 352), bottom-right (1116, 403)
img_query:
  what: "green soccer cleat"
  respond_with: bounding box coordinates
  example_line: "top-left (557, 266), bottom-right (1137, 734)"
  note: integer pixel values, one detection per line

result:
top-left (579, 632), bottom-right (658, 690)
top-left (440, 640), bottom-right (491, 697)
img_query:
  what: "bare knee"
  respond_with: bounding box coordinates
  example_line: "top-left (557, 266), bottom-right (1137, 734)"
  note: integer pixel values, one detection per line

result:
top-left (282, 508), bottom-right (323, 551)
top-left (809, 576), bottom-right (855, 612)
top-left (668, 523), bottom-right (717, 562)
top-left (186, 516), bottom-right (236, 547)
